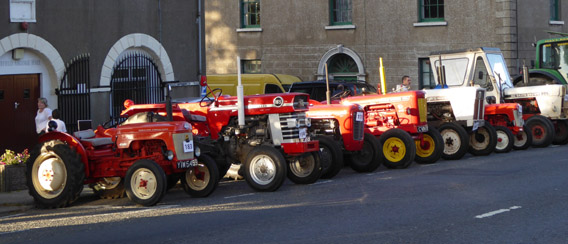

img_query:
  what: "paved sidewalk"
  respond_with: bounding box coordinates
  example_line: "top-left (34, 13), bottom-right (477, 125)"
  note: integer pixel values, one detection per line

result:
top-left (0, 189), bottom-right (34, 215)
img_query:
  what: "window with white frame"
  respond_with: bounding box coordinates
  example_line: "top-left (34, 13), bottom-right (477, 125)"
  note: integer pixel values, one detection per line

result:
top-left (10, 0), bottom-right (36, 23)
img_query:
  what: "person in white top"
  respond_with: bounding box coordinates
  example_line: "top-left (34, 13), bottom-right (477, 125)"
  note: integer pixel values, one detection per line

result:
top-left (35, 97), bottom-right (52, 135)
top-left (392, 75), bottom-right (412, 93)
top-left (46, 109), bottom-right (67, 133)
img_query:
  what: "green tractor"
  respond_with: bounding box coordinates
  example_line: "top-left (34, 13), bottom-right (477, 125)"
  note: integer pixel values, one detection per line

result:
top-left (513, 35), bottom-right (568, 86)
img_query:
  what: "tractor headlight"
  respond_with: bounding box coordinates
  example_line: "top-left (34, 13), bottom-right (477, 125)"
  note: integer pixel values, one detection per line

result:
top-left (194, 146), bottom-right (201, 157)
top-left (166, 150), bottom-right (174, 160)
top-left (183, 122), bottom-right (191, 130)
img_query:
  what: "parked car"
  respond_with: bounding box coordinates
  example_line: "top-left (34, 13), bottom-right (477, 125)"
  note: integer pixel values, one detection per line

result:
top-left (288, 80), bottom-right (377, 102)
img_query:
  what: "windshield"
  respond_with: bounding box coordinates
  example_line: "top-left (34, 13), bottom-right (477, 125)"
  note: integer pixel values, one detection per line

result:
top-left (433, 58), bottom-right (469, 86)
top-left (541, 41), bottom-right (568, 82)
top-left (486, 53), bottom-right (513, 89)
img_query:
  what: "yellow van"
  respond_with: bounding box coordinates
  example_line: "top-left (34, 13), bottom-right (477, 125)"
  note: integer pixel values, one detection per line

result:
top-left (205, 74), bottom-right (302, 96)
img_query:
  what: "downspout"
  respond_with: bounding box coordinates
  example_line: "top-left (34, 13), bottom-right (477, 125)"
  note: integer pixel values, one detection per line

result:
top-left (197, 0), bottom-right (203, 77)
top-left (158, 0), bottom-right (162, 43)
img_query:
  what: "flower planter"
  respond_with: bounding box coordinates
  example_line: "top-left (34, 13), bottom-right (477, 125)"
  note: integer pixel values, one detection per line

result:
top-left (0, 164), bottom-right (27, 192)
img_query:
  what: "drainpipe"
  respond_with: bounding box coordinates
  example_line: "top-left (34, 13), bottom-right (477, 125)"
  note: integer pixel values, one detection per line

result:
top-left (197, 0), bottom-right (203, 77)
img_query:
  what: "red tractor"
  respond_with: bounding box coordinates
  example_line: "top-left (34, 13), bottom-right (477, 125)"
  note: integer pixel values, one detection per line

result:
top-left (484, 103), bottom-right (529, 152)
top-left (341, 91), bottom-right (443, 168)
top-left (121, 87), bottom-right (321, 192)
top-left (26, 102), bottom-right (219, 208)
top-left (306, 102), bottom-right (383, 176)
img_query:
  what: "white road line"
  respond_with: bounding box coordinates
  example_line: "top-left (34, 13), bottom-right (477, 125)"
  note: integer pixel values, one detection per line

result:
top-left (0, 213), bottom-right (24, 220)
top-left (224, 193), bottom-right (255, 199)
top-left (366, 171), bottom-right (387, 176)
top-left (475, 206), bottom-right (522, 219)
top-left (313, 180), bottom-right (333, 185)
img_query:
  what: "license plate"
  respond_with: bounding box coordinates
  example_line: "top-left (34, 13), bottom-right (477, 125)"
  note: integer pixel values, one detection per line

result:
top-left (472, 121), bottom-right (480, 131)
top-left (177, 159), bottom-right (198, 169)
top-left (355, 112), bottom-right (363, 122)
top-left (299, 128), bottom-right (307, 139)
top-left (417, 125), bottom-right (428, 133)
top-left (183, 140), bottom-right (194, 153)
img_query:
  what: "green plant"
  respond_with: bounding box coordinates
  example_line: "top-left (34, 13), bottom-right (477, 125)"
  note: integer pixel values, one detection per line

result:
top-left (0, 149), bottom-right (30, 165)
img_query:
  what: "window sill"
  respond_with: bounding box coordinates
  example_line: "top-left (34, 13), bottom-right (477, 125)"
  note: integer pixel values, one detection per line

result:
top-left (549, 20), bottom-right (564, 25)
top-left (413, 21), bottom-right (448, 27)
top-left (10, 19), bottom-right (36, 23)
top-left (236, 28), bottom-right (263, 32)
top-left (325, 25), bottom-right (356, 30)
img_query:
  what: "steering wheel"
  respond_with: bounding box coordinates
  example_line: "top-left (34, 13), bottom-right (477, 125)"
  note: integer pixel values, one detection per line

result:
top-left (331, 89), bottom-right (351, 99)
top-left (200, 88), bottom-right (223, 107)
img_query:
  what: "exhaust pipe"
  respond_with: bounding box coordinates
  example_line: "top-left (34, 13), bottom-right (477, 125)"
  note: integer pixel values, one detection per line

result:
top-left (237, 56), bottom-right (245, 128)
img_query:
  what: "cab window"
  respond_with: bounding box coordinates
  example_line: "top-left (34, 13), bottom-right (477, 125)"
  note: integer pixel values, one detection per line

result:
top-left (472, 56), bottom-right (492, 91)
top-left (265, 84), bottom-right (283, 94)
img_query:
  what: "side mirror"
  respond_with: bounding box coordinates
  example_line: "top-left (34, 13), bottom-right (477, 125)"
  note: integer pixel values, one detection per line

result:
top-left (486, 96), bottom-right (496, 104)
top-left (478, 71), bottom-right (484, 80)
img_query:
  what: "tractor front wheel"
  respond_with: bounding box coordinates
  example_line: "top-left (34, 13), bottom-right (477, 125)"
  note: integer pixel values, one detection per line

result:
top-left (26, 140), bottom-right (85, 209)
top-left (287, 152), bottom-right (322, 184)
top-left (525, 115), bottom-right (555, 148)
top-left (552, 119), bottom-right (568, 145)
top-left (315, 136), bottom-right (343, 179)
top-left (380, 128), bottom-right (416, 169)
top-left (90, 177), bottom-right (125, 199)
top-left (438, 122), bottom-right (469, 160)
top-left (468, 123), bottom-right (497, 156)
top-left (348, 133), bottom-right (383, 172)
top-left (125, 159), bottom-right (167, 206)
top-left (494, 126), bottom-right (514, 153)
top-left (182, 154), bottom-right (219, 198)
top-left (244, 146), bottom-right (287, 192)
top-left (415, 127), bottom-right (443, 164)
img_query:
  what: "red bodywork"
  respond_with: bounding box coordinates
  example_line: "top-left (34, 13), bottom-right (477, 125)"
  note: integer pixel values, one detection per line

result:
top-left (121, 93), bottom-right (319, 156)
top-left (484, 103), bottom-right (524, 134)
top-left (306, 103), bottom-right (365, 152)
top-left (39, 121), bottom-right (195, 184)
top-left (340, 91), bottom-right (429, 138)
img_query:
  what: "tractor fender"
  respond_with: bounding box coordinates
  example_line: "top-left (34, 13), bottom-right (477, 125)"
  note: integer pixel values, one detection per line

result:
top-left (513, 70), bottom-right (564, 85)
top-left (39, 131), bottom-right (90, 177)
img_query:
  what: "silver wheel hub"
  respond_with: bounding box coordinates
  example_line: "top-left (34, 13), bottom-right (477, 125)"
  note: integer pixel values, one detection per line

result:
top-left (249, 155), bottom-right (277, 185)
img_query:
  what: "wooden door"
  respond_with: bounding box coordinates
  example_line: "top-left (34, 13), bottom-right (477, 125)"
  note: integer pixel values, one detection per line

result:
top-left (0, 74), bottom-right (40, 153)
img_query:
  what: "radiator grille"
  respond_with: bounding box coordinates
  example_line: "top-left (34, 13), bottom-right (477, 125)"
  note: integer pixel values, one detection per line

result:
top-left (473, 90), bottom-right (485, 120)
top-left (279, 112), bottom-right (308, 142)
top-left (353, 112), bottom-right (364, 141)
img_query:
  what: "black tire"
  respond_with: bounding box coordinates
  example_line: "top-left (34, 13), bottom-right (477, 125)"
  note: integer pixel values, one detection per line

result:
top-left (438, 122), bottom-right (469, 160)
top-left (26, 140), bottom-right (85, 209)
top-left (90, 177), bottom-right (125, 199)
top-left (181, 154), bottom-right (220, 197)
top-left (379, 128), bottom-right (416, 169)
top-left (513, 126), bottom-right (533, 150)
top-left (244, 146), bottom-right (287, 192)
top-left (348, 133), bottom-right (383, 172)
top-left (287, 151), bottom-right (322, 184)
top-left (468, 123), bottom-right (497, 156)
top-left (552, 120), bottom-right (568, 145)
top-left (415, 127), bottom-right (443, 164)
top-left (125, 159), bottom-right (167, 206)
top-left (315, 136), bottom-right (343, 179)
top-left (525, 115), bottom-right (555, 148)
top-left (494, 126), bottom-right (514, 153)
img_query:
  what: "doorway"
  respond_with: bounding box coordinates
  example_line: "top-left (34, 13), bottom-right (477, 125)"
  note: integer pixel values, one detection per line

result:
top-left (0, 74), bottom-right (40, 153)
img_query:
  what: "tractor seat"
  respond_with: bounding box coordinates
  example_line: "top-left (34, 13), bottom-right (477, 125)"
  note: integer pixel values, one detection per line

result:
top-left (181, 109), bottom-right (207, 122)
top-left (73, 129), bottom-right (114, 147)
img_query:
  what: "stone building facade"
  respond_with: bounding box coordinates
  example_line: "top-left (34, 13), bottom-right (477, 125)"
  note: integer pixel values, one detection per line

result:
top-left (0, 0), bottom-right (204, 152)
top-left (205, 0), bottom-right (568, 90)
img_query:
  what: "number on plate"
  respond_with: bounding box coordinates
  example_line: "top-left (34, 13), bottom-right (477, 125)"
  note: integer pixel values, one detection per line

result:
top-left (183, 140), bottom-right (194, 153)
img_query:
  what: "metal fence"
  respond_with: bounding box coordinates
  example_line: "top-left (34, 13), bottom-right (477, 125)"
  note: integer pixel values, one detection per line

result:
top-left (110, 53), bottom-right (163, 125)
top-left (57, 54), bottom-right (91, 134)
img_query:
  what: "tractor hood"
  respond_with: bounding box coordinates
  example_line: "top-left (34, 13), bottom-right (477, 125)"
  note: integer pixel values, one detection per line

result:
top-left (423, 87), bottom-right (486, 124)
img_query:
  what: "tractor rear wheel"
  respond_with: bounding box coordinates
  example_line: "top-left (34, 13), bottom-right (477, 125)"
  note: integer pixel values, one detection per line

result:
top-left (182, 154), bottom-right (219, 197)
top-left (379, 128), bottom-right (416, 169)
top-left (513, 125), bottom-right (532, 150)
top-left (244, 146), bottom-right (286, 192)
top-left (468, 123), bottom-right (497, 156)
top-left (348, 133), bottom-right (382, 172)
top-left (552, 119), bottom-right (568, 145)
top-left (287, 152), bottom-right (322, 184)
top-left (26, 140), bottom-right (85, 209)
top-left (438, 122), bottom-right (469, 160)
top-left (415, 127), bottom-right (443, 164)
top-left (315, 136), bottom-right (343, 179)
top-left (494, 126), bottom-right (514, 153)
top-left (525, 115), bottom-right (555, 148)
top-left (90, 177), bottom-right (125, 199)
top-left (125, 159), bottom-right (167, 206)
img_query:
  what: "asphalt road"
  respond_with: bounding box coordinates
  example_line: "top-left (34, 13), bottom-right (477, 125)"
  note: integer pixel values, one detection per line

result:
top-left (1, 145), bottom-right (567, 244)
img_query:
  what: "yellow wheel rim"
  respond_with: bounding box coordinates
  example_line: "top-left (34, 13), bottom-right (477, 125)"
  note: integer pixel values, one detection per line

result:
top-left (415, 134), bottom-right (435, 158)
top-left (383, 137), bottom-right (406, 162)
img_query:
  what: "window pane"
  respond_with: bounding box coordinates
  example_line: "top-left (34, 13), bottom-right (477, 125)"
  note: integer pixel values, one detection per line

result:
top-left (331, 0), bottom-right (352, 25)
top-left (421, 0), bottom-right (444, 21)
top-left (242, 0), bottom-right (260, 27)
top-left (242, 59), bottom-right (261, 74)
